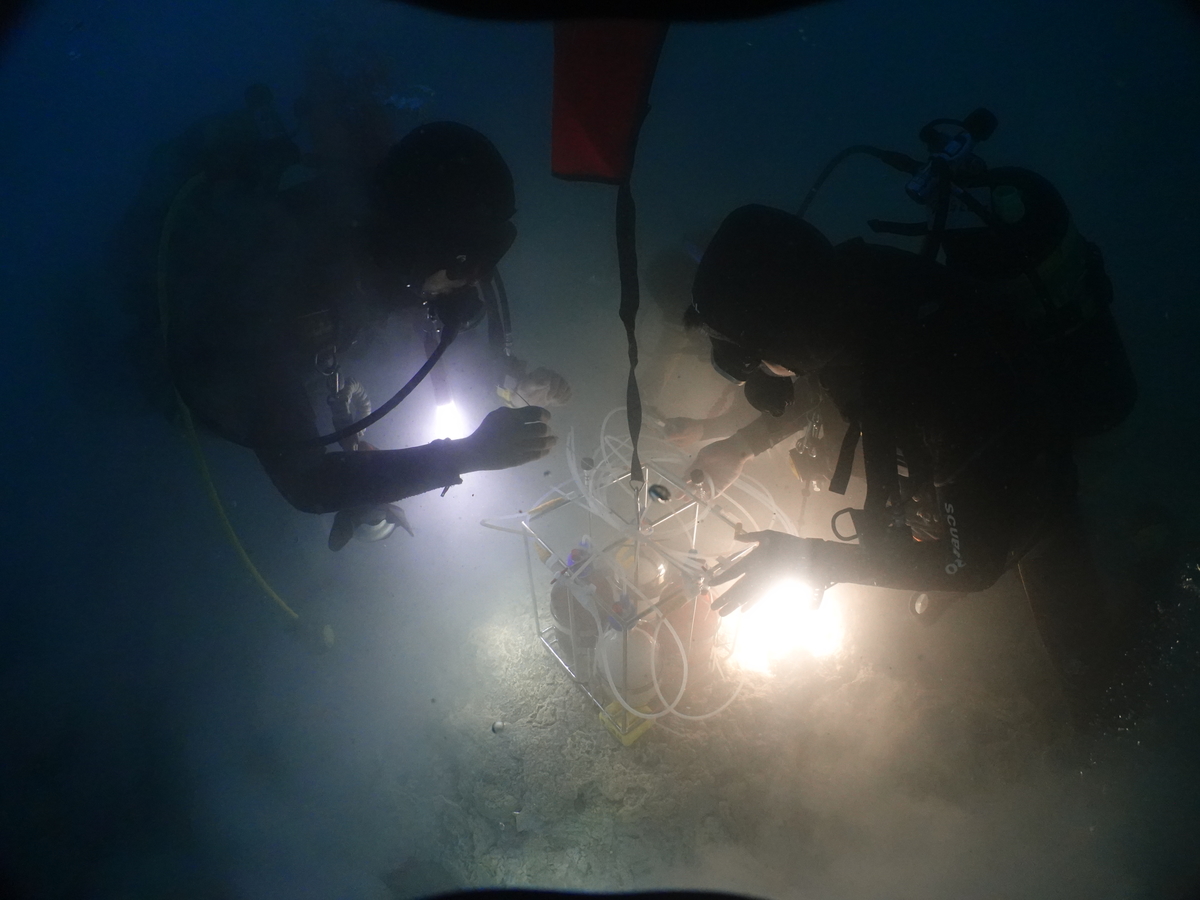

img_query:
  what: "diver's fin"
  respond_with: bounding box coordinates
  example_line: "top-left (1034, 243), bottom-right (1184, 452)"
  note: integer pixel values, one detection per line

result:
top-left (328, 510), bottom-right (356, 551)
top-left (383, 504), bottom-right (414, 537)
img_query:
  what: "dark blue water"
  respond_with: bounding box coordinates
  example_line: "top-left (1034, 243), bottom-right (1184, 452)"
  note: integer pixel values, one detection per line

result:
top-left (3, 1), bottom-right (1199, 898)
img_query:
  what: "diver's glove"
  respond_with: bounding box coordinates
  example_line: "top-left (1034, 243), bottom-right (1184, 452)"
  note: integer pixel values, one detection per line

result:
top-left (328, 503), bottom-right (414, 551)
top-left (498, 358), bottom-right (572, 408)
top-left (686, 434), bottom-right (754, 500)
top-left (329, 378), bottom-right (371, 451)
top-left (517, 367), bottom-right (572, 407)
top-left (709, 530), bottom-right (825, 615)
top-left (455, 405), bottom-right (557, 472)
top-left (662, 417), bottom-right (706, 446)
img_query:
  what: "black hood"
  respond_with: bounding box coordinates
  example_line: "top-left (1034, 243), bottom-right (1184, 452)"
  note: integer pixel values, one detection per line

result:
top-left (373, 121), bottom-right (517, 284)
top-left (691, 204), bottom-right (835, 360)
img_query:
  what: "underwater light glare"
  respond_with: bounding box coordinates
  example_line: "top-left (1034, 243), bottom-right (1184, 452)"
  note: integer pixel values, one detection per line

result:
top-left (433, 401), bottom-right (471, 440)
top-left (728, 578), bottom-right (845, 673)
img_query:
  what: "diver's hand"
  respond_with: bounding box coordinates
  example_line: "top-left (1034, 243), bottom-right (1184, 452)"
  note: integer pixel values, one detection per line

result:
top-left (456, 406), bottom-right (556, 472)
top-left (709, 530), bottom-right (818, 616)
top-left (662, 417), bottom-right (705, 446)
top-left (687, 435), bottom-right (753, 499)
top-left (514, 367), bottom-right (572, 408)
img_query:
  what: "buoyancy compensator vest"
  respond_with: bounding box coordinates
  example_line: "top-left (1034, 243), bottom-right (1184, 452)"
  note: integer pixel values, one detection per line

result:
top-left (938, 166), bottom-right (1136, 437)
top-left (801, 109), bottom-right (1137, 441)
top-left (802, 111), bottom-right (1138, 564)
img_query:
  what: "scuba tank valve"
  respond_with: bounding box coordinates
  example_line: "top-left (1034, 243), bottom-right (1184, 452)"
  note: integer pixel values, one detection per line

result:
top-left (905, 108), bottom-right (997, 207)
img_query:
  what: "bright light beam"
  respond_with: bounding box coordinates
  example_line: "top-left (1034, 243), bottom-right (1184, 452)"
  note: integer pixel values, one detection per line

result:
top-left (727, 578), bottom-right (845, 673)
top-left (433, 401), bottom-right (472, 440)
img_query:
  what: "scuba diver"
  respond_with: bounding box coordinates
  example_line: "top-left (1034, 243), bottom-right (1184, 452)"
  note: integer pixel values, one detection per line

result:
top-left (125, 79), bottom-right (570, 550)
top-left (685, 110), bottom-right (1141, 724)
top-left (639, 234), bottom-right (847, 499)
top-left (638, 235), bottom-right (847, 498)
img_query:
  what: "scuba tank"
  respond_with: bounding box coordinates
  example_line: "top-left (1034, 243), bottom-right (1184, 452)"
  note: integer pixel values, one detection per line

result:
top-left (800, 109), bottom-right (1137, 439)
top-left (937, 165), bottom-right (1137, 437)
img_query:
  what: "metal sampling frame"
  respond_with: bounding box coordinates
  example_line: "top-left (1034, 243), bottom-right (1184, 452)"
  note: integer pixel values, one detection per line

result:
top-left (482, 424), bottom-right (795, 744)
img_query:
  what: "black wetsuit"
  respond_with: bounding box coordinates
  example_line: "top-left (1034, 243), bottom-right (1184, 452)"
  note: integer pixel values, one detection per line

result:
top-left (166, 171), bottom-right (468, 514)
top-left (794, 239), bottom-right (1068, 592)
top-left (799, 239), bottom-right (1127, 704)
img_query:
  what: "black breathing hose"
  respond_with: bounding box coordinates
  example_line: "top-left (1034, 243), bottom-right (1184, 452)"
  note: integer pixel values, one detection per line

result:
top-left (798, 145), bottom-right (920, 219)
top-left (298, 322), bottom-right (460, 448)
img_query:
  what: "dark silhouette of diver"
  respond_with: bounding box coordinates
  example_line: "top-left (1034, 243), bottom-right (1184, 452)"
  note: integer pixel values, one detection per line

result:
top-left (121, 84), bottom-right (569, 548)
top-left (685, 156), bottom-right (1142, 726)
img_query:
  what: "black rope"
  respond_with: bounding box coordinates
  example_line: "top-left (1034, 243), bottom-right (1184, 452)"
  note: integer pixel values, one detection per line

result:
top-left (175, 317), bottom-right (460, 452)
top-left (616, 180), bottom-right (644, 486)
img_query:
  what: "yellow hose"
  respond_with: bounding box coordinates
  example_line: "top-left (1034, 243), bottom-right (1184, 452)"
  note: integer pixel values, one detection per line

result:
top-left (156, 173), bottom-right (302, 624)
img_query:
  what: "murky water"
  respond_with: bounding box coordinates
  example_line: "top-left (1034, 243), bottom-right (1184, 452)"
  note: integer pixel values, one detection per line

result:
top-left (3, 0), bottom-right (1199, 897)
